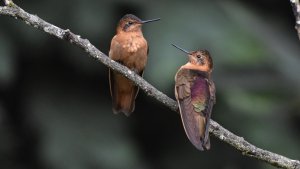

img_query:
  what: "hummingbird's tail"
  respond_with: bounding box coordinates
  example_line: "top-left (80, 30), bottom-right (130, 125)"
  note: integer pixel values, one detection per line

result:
top-left (109, 70), bottom-right (139, 116)
top-left (112, 90), bottom-right (137, 116)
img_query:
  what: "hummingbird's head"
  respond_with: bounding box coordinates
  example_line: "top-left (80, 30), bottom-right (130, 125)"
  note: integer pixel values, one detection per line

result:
top-left (117, 14), bottom-right (160, 33)
top-left (172, 44), bottom-right (213, 71)
top-left (189, 50), bottom-right (213, 70)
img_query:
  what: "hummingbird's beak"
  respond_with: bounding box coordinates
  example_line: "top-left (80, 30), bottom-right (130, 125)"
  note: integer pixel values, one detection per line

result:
top-left (141, 18), bottom-right (160, 24)
top-left (171, 44), bottom-right (191, 55)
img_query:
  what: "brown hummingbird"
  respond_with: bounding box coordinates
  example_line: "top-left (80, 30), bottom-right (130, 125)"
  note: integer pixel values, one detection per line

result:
top-left (172, 44), bottom-right (216, 151)
top-left (109, 14), bottom-right (160, 116)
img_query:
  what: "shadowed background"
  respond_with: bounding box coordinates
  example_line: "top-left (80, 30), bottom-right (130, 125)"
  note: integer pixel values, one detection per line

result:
top-left (0, 0), bottom-right (299, 169)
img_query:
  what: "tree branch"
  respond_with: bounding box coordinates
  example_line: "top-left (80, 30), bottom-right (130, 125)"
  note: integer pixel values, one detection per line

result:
top-left (0, 2), bottom-right (299, 169)
top-left (290, 0), bottom-right (300, 39)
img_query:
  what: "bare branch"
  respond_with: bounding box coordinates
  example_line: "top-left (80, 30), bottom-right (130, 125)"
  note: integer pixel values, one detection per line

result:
top-left (0, 2), bottom-right (299, 169)
top-left (290, 0), bottom-right (300, 39)
top-left (210, 121), bottom-right (300, 169)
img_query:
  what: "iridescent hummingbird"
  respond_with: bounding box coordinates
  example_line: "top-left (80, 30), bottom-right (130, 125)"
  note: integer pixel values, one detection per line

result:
top-left (109, 14), bottom-right (160, 116)
top-left (172, 44), bottom-right (216, 151)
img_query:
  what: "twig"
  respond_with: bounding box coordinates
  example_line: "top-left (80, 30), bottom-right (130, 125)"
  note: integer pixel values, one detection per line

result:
top-left (0, 2), bottom-right (299, 169)
top-left (290, 0), bottom-right (300, 39)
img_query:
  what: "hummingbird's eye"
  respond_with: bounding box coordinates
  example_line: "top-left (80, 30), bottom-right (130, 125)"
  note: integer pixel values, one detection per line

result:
top-left (196, 55), bottom-right (201, 59)
top-left (128, 21), bottom-right (133, 25)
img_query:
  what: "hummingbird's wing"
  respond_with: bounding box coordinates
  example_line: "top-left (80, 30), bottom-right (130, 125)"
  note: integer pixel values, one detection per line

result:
top-left (175, 68), bottom-right (214, 150)
top-left (209, 80), bottom-right (216, 104)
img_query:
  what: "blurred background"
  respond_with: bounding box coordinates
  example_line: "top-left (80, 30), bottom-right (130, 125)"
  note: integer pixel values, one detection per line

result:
top-left (0, 0), bottom-right (300, 169)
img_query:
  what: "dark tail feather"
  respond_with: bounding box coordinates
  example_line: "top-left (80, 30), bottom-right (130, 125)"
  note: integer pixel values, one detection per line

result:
top-left (112, 92), bottom-right (136, 116)
top-left (204, 136), bottom-right (210, 150)
top-left (203, 99), bottom-right (214, 150)
top-left (109, 69), bottom-right (139, 116)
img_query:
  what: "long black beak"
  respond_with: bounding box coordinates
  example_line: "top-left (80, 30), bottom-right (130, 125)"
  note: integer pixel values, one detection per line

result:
top-left (171, 44), bottom-right (191, 55)
top-left (141, 18), bottom-right (160, 24)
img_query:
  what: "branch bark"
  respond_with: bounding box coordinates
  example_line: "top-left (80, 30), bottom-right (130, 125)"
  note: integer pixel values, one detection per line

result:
top-left (290, 0), bottom-right (300, 39)
top-left (0, 2), bottom-right (299, 169)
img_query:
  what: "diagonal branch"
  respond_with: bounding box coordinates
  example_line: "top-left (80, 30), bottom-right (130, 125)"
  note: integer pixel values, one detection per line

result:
top-left (0, 2), bottom-right (299, 169)
top-left (290, 0), bottom-right (300, 39)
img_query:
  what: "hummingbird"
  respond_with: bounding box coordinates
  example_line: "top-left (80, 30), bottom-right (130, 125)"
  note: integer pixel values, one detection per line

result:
top-left (108, 14), bottom-right (160, 116)
top-left (172, 44), bottom-right (216, 151)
